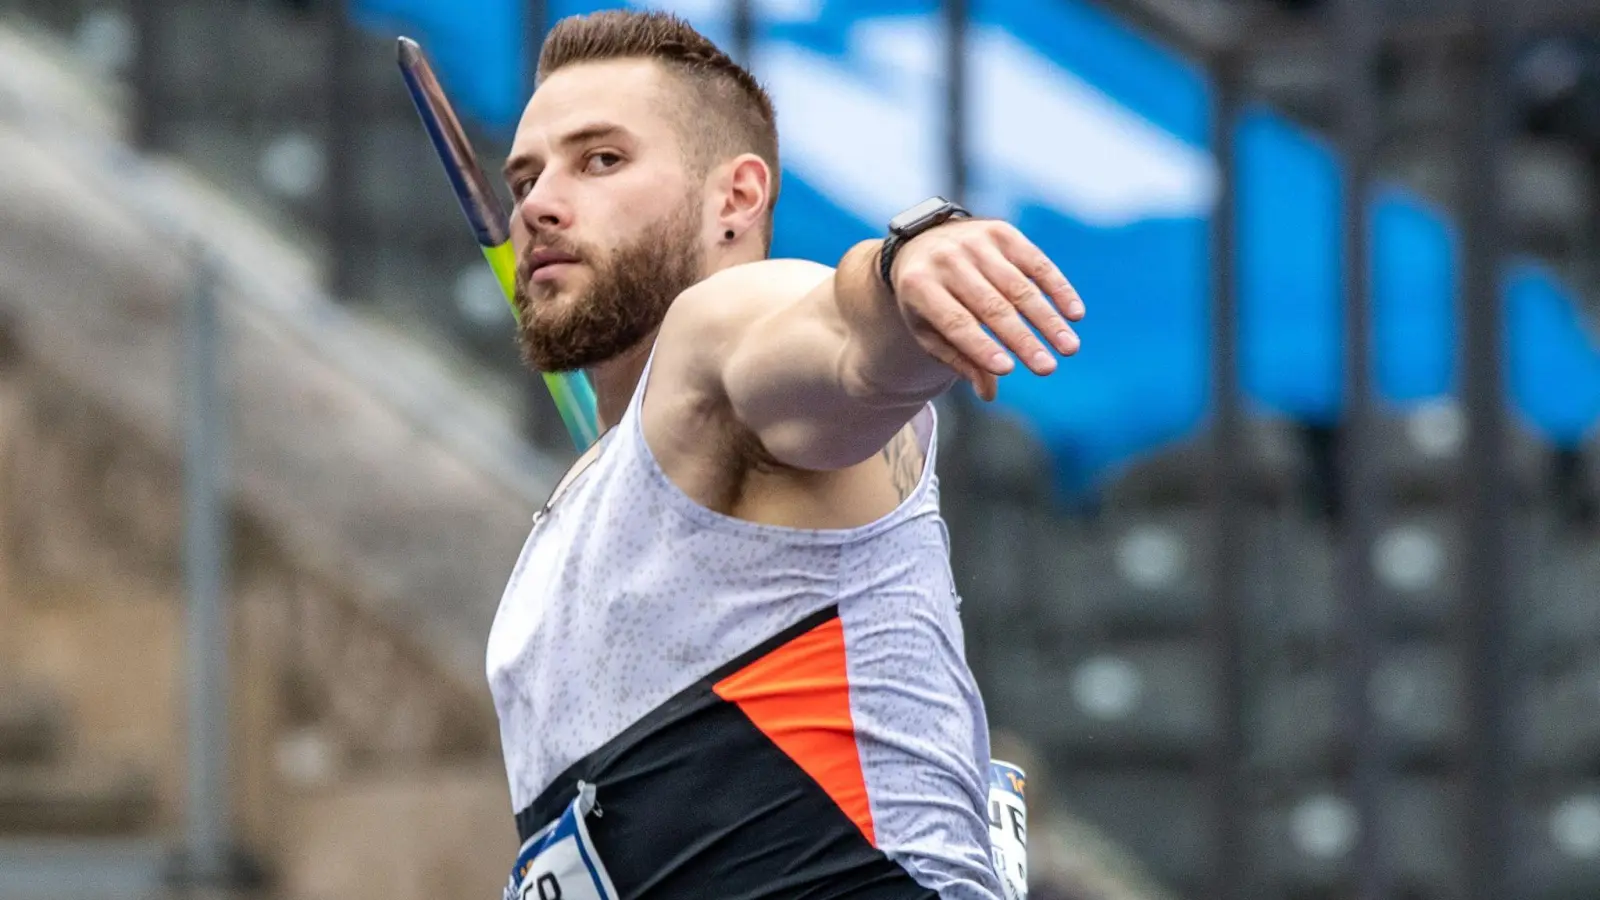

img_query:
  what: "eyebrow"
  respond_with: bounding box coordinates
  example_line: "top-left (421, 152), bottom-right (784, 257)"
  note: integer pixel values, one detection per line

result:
top-left (503, 123), bottom-right (630, 182)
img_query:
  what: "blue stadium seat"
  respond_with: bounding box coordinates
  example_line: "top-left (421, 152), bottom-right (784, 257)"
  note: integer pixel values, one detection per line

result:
top-left (1519, 536), bottom-right (1600, 657)
top-left (1001, 640), bottom-right (1218, 764)
top-left (1252, 643), bottom-right (1463, 774)
top-left (1250, 670), bottom-right (1337, 775)
top-left (949, 501), bottom-right (1059, 625)
top-left (1244, 517), bottom-right (1338, 650)
top-left (1054, 770), bottom-right (1213, 892)
top-left (1367, 406), bottom-right (1549, 509)
top-left (1518, 786), bottom-right (1600, 900)
top-left (1099, 417), bottom-right (1307, 511)
top-left (1253, 779), bottom-right (1465, 899)
top-left (1521, 656), bottom-right (1600, 773)
top-left (1370, 513), bottom-right (1461, 635)
top-left (1023, 519), bottom-right (1099, 636)
top-left (958, 410), bottom-right (1057, 503)
top-left (1070, 511), bottom-right (1215, 636)
top-left (1373, 644), bottom-right (1465, 770)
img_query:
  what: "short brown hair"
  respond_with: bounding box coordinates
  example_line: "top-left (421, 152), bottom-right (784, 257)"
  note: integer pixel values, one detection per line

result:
top-left (538, 10), bottom-right (780, 248)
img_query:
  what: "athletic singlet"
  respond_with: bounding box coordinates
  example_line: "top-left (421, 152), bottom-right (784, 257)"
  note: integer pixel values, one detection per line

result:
top-left (486, 351), bottom-right (1003, 899)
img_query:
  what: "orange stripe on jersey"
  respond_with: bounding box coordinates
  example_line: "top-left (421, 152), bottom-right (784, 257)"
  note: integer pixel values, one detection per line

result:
top-left (712, 616), bottom-right (876, 846)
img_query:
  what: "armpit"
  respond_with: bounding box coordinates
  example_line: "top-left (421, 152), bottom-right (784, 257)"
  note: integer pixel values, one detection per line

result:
top-left (881, 425), bottom-right (926, 505)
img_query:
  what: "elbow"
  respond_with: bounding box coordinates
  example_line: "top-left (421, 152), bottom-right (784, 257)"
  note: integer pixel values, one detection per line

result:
top-left (836, 337), bottom-right (959, 412)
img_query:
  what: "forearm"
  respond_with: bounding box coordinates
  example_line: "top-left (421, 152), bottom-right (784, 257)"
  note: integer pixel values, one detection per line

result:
top-left (831, 239), bottom-right (960, 408)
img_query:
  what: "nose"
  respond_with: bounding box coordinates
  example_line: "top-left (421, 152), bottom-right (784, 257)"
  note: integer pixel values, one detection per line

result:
top-left (517, 173), bottom-right (571, 233)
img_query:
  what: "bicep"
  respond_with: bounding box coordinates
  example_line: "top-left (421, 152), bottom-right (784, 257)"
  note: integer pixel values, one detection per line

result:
top-left (653, 261), bottom-right (922, 472)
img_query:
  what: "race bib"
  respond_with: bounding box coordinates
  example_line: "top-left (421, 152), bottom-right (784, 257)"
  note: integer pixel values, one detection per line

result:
top-left (504, 782), bottom-right (618, 900)
top-left (988, 760), bottom-right (1028, 900)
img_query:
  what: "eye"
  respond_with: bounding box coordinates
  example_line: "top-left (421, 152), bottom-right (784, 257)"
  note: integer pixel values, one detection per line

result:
top-left (511, 174), bottom-right (540, 201)
top-left (583, 151), bottom-right (622, 175)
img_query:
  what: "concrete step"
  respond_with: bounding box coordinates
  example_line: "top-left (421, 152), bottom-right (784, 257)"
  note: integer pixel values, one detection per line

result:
top-left (0, 762), bottom-right (157, 836)
top-left (0, 837), bottom-right (170, 900)
top-left (0, 689), bottom-right (63, 766)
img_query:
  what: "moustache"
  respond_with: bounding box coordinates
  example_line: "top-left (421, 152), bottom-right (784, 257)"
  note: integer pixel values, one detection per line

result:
top-left (517, 237), bottom-right (590, 286)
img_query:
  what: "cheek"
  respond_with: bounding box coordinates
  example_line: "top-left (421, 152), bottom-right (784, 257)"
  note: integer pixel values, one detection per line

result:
top-left (614, 167), bottom-right (693, 220)
top-left (509, 215), bottom-right (530, 255)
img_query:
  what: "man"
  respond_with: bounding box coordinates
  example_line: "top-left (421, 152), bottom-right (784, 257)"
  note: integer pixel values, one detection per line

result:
top-left (485, 10), bottom-right (1083, 900)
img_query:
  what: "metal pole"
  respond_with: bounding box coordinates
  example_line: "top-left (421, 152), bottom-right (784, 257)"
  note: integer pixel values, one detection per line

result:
top-left (944, 0), bottom-right (968, 207)
top-left (1461, 3), bottom-right (1514, 898)
top-left (181, 252), bottom-right (232, 885)
top-left (935, 0), bottom-right (975, 459)
top-left (1206, 46), bottom-right (1247, 900)
top-left (326, 0), bottom-right (360, 300)
top-left (730, 0), bottom-right (754, 70)
top-left (130, 0), bottom-right (161, 149)
top-left (528, 0), bottom-right (549, 78)
top-left (1332, 0), bottom-right (1385, 897)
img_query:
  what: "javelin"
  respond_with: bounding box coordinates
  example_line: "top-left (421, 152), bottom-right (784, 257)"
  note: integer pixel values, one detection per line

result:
top-left (397, 37), bottom-right (601, 452)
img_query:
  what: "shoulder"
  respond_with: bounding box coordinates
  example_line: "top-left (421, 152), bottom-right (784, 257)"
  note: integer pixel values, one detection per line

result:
top-left (643, 258), bottom-right (830, 412)
top-left (653, 258), bottom-right (836, 393)
top-left (680, 258), bottom-right (835, 305)
top-left (666, 260), bottom-right (833, 332)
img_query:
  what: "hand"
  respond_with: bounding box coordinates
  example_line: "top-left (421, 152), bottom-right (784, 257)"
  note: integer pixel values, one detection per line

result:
top-left (887, 218), bottom-right (1084, 402)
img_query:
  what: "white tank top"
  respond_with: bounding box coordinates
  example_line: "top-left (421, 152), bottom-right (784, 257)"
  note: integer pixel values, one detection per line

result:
top-left (486, 351), bottom-right (1002, 899)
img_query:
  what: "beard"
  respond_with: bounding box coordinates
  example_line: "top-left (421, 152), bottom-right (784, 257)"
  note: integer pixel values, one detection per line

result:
top-left (513, 201), bottom-right (706, 373)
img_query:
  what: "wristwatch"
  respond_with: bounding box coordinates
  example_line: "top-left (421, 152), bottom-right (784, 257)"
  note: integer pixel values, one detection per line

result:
top-left (878, 196), bottom-right (972, 291)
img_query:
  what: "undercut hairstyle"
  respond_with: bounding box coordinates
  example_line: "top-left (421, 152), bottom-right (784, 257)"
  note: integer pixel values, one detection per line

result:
top-left (537, 10), bottom-right (780, 250)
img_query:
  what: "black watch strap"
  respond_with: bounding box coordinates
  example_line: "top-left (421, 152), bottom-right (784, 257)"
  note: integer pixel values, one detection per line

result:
top-left (878, 197), bottom-right (971, 291)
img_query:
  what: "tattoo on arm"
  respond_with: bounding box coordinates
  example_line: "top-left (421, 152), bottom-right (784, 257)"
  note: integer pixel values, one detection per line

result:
top-left (881, 427), bottom-right (924, 503)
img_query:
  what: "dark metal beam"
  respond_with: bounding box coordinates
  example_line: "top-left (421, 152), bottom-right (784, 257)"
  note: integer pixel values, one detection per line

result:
top-left (945, 0), bottom-right (969, 205)
top-left (1332, 0), bottom-right (1387, 896)
top-left (325, 0), bottom-right (361, 301)
top-left (1112, 0), bottom-right (1600, 61)
top-left (731, 0), bottom-right (755, 70)
top-left (1206, 47), bottom-right (1248, 900)
top-left (1461, 1), bottom-right (1516, 898)
top-left (528, 0), bottom-right (549, 84)
top-left (1383, 0), bottom-right (1600, 32)
top-left (1095, 0), bottom-right (1242, 60)
top-left (130, 0), bottom-right (161, 150)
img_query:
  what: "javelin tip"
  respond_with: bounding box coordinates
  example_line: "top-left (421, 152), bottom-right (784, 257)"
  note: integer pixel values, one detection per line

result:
top-left (397, 36), bottom-right (422, 66)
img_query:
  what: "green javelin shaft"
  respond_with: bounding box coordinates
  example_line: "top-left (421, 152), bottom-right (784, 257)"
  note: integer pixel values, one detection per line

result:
top-left (397, 37), bottom-right (600, 452)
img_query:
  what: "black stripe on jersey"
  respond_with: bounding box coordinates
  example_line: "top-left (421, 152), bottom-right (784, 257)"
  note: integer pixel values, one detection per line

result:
top-left (705, 603), bottom-right (842, 683)
top-left (512, 605), bottom-right (937, 900)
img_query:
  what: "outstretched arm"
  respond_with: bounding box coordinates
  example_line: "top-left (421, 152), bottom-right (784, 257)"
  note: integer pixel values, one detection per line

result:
top-left (650, 219), bottom-right (1084, 471)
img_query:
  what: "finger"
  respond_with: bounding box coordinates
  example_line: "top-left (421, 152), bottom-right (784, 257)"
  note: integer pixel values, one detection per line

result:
top-left (973, 369), bottom-right (999, 402)
top-left (944, 257), bottom-right (1057, 376)
top-left (992, 225), bottom-right (1085, 322)
top-left (917, 331), bottom-right (999, 401)
top-left (973, 243), bottom-right (1081, 358)
top-left (905, 275), bottom-right (1016, 376)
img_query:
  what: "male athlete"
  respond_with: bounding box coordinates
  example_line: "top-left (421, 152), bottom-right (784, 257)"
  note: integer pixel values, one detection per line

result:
top-left (485, 10), bottom-right (1082, 900)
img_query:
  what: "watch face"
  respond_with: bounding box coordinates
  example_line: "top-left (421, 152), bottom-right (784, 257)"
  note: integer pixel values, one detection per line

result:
top-left (890, 196), bottom-right (953, 235)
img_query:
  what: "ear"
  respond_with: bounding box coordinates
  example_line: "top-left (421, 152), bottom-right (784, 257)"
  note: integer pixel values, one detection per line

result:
top-left (714, 153), bottom-right (771, 240)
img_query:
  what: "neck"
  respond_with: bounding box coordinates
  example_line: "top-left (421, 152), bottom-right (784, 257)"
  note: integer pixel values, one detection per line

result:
top-left (578, 246), bottom-right (761, 431)
top-left (584, 332), bottom-right (658, 431)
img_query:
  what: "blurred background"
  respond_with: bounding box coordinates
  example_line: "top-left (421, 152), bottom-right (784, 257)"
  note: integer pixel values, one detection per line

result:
top-left (0, 0), bottom-right (1596, 897)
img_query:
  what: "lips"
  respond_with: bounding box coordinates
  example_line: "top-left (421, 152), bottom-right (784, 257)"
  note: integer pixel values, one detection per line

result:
top-left (522, 247), bottom-right (581, 281)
